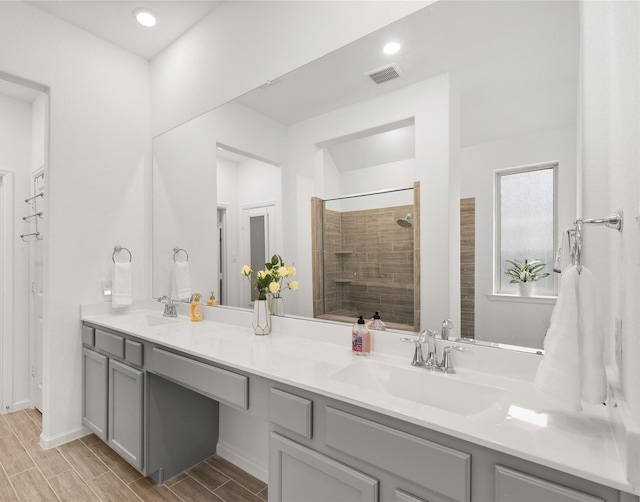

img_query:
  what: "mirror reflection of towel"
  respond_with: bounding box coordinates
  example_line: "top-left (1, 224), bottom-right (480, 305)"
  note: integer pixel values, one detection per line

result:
top-left (112, 261), bottom-right (133, 308)
top-left (534, 265), bottom-right (606, 411)
top-left (171, 261), bottom-right (191, 301)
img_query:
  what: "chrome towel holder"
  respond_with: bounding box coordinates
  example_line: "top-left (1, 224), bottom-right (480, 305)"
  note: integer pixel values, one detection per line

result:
top-left (572, 209), bottom-right (623, 274)
top-left (173, 247), bottom-right (189, 263)
top-left (112, 245), bottom-right (132, 263)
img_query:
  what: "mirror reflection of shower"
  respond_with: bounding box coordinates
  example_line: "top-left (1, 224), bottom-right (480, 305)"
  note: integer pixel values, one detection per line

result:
top-left (311, 185), bottom-right (420, 331)
top-left (397, 214), bottom-right (413, 228)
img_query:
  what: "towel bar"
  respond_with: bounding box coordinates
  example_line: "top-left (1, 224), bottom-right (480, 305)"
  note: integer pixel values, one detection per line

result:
top-left (112, 245), bottom-right (132, 263)
top-left (173, 247), bottom-right (189, 263)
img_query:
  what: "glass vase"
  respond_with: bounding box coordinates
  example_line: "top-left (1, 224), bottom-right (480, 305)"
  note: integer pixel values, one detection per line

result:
top-left (252, 299), bottom-right (272, 335)
top-left (270, 296), bottom-right (285, 317)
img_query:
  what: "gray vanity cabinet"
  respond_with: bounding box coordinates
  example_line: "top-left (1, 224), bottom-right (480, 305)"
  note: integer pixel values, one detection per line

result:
top-left (108, 359), bottom-right (144, 471)
top-left (270, 432), bottom-right (379, 502)
top-left (495, 466), bottom-right (605, 502)
top-left (81, 325), bottom-right (145, 472)
top-left (81, 347), bottom-right (108, 440)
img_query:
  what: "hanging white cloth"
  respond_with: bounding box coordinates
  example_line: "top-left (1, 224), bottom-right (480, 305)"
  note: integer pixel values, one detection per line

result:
top-left (534, 265), bottom-right (606, 411)
top-left (112, 261), bottom-right (133, 308)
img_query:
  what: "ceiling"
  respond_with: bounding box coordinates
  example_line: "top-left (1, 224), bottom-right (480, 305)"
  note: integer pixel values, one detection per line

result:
top-left (25, 0), bottom-right (221, 60)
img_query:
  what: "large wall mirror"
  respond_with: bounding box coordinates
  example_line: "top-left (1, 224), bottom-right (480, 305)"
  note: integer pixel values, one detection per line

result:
top-left (152, 1), bottom-right (578, 350)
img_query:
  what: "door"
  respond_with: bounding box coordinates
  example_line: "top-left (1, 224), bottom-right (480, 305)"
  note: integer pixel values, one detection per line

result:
top-left (82, 348), bottom-right (108, 440)
top-left (269, 432), bottom-right (378, 502)
top-left (242, 205), bottom-right (276, 306)
top-left (218, 208), bottom-right (226, 305)
top-left (108, 359), bottom-right (144, 471)
top-left (30, 170), bottom-right (44, 411)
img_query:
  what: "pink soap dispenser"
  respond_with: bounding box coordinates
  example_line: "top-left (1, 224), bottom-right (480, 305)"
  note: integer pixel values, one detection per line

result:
top-left (352, 316), bottom-right (371, 356)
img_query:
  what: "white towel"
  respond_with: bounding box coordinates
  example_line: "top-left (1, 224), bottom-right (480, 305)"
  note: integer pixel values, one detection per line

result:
top-left (534, 265), bottom-right (606, 411)
top-left (577, 266), bottom-right (607, 404)
top-left (171, 261), bottom-right (191, 301)
top-left (112, 261), bottom-right (133, 308)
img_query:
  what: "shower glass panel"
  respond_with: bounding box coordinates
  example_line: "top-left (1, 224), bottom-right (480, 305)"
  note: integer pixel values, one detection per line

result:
top-left (320, 187), bottom-right (416, 329)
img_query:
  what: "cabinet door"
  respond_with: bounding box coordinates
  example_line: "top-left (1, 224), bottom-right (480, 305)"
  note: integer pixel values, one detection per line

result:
top-left (82, 348), bottom-right (108, 440)
top-left (495, 466), bottom-right (605, 502)
top-left (108, 359), bottom-right (144, 471)
top-left (270, 432), bottom-right (378, 502)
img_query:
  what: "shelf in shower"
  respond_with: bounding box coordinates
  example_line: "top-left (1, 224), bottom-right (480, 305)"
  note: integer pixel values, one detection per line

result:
top-left (334, 251), bottom-right (354, 255)
top-left (334, 279), bottom-right (354, 284)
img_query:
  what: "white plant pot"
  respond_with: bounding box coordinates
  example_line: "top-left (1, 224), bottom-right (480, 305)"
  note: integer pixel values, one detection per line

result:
top-left (518, 282), bottom-right (534, 297)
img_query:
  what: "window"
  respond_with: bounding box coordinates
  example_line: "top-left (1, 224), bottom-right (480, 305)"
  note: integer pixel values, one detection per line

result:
top-left (496, 163), bottom-right (556, 295)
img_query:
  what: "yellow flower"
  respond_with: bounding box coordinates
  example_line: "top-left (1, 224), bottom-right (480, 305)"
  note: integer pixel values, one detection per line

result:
top-left (277, 266), bottom-right (289, 277)
top-left (288, 280), bottom-right (299, 291)
top-left (257, 270), bottom-right (268, 280)
top-left (241, 265), bottom-right (252, 276)
top-left (269, 281), bottom-right (280, 294)
top-left (287, 266), bottom-right (296, 277)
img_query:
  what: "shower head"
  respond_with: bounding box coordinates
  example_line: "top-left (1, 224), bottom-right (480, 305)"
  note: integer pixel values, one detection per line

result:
top-left (397, 214), bottom-right (413, 228)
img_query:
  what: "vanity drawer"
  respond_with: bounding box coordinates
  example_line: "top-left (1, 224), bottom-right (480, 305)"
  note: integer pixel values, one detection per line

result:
top-left (82, 325), bottom-right (95, 347)
top-left (270, 388), bottom-right (313, 439)
top-left (95, 329), bottom-right (124, 359)
top-left (125, 339), bottom-right (143, 367)
top-left (151, 347), bottom-right (248, 410)
top-left (325, 407), bottom-right (470, 502)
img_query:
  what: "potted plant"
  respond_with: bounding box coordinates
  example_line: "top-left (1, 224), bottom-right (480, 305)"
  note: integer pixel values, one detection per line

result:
top-left (504, 259), bottom-right (550, 296)
top-left (241, 255), bottom-right (299, 334)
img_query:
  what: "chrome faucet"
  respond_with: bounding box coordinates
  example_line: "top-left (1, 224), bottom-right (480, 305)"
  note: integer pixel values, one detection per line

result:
top-left (402, 330), bottom-right (468, 373)
top-left (441, 319), bottom-right (454, 340)
top-left (157, 296), bottom-right (177, 317)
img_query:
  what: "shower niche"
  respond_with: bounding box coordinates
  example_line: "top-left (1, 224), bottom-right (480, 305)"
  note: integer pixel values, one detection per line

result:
top-left (311, 183), bottom-right (420, 331)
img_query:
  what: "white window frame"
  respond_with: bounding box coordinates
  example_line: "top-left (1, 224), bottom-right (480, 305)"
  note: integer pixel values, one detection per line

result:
top-left (494, 162), bottom-right (558, 295)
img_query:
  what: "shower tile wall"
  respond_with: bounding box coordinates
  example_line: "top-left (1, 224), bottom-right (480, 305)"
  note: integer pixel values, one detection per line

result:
top-left (460, 198), bottom-right (475, 338)
top-left (323, 205), bottom-right (415, 325)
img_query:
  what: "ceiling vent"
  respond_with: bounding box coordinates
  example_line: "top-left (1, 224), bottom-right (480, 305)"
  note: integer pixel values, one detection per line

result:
top-left (365, 63), bottom-right (403, 85)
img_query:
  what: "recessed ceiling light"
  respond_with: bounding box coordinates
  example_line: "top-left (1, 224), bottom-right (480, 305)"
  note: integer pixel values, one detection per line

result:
top-left (383, 42), bottom-right (401, 55)
top-left (134, 8), bottom-right (157, 28)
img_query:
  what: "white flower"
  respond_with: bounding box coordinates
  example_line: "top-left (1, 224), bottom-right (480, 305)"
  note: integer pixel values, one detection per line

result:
top-left (269, 281), bottom-right (280, 294)
top-left (241, 265), bottom-right (252, 276)
top-left (288, 281), bottom-right (299, 291)
top-left (277, 266), bottom-right (289, 278)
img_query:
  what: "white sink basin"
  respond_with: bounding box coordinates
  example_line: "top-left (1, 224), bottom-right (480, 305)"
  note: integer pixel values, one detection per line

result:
top-left (329, 360), bottom-right (506, 416)
top-left (143, 314), bottom-right (179, 327)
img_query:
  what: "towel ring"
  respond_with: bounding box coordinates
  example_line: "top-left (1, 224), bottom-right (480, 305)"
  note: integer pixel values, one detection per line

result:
top-left (112, 245), bottom-right (132, 263)
top-left (173, 247), bottom-right (189, 263)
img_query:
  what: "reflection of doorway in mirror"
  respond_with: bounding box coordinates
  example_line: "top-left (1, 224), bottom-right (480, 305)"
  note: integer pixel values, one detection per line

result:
top-left (217, 208), bottom-right (227, 305)
top-left (242, 206), bottom-right (276, 306)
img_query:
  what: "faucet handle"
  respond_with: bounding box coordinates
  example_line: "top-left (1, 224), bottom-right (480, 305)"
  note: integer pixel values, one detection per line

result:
top-left (401, 336), bottom-right (426, 366)
top-left (440, 345), bottom-right (469, 374)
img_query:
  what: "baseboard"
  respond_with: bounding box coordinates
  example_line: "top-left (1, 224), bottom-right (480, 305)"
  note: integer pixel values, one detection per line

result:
top-left (216, 439), bottom-right (268, 483)
top-left (1, 399), bottom-right (31, 413)
top-left (40, 425), bottom-right (92, 449)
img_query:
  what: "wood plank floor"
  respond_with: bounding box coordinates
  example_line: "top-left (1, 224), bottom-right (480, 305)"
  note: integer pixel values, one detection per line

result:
top-left (0, 409), bottom-right (268, 502)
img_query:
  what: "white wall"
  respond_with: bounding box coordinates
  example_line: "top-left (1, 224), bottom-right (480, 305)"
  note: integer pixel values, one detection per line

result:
top-left (580, 2), bottom-right (640, 425)
top-left (153, 100), bottom-right (287, 301)
top-left (0, 94), bottom-right (32, 410)
top-left (150, 1), bottom-right (429, 135)
top-left (460, 126), bottom-right (577, 348)
top-left (0, 2), bottom-right (150, 445)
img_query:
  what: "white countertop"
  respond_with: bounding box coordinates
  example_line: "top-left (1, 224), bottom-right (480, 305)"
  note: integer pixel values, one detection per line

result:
top-left (80, 303), bottom-right (635, 494)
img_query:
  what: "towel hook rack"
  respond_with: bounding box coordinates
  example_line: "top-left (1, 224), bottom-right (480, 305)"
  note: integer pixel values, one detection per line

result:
top-left (112, 245), bottom-right (132, 263)
top-left (573, 209), bottom-right (623, 273)
top-left (20, 232), bottom-right (42, 242)
top-left (173, 247), bottom-right (189, 263)
top-left (25, 192), bottom-right (44, 203)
